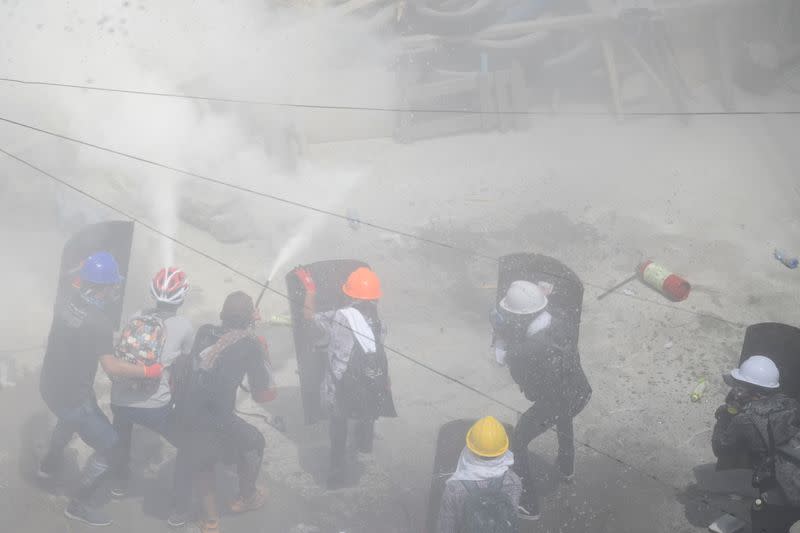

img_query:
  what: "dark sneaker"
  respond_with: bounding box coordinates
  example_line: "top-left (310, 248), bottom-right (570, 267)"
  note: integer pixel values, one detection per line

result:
top-left (517, 504), bottom-right (541, 521)
top-left (64, 500), bottom-right (113, 526)
top-left (167, 510), bottom-right (189, 528)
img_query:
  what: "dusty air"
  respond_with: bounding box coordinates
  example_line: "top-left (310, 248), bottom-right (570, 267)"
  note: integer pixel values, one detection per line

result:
top-left (1, 1), bottom-right (799, 532)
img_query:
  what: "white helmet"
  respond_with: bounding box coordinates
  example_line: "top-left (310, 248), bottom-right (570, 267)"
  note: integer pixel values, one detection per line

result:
top-left (499, 280), bottom-right (548, 315)
top-left (731, 355), bottom-right (780, 389)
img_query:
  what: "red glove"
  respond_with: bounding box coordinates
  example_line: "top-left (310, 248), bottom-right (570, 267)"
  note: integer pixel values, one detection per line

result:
top-left (295, 268), bottom-right (316, 293)
top-left (143, 363), bottom-right (164, 379)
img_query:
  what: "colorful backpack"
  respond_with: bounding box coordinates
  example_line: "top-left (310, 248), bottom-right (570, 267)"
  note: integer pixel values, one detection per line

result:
top-left (115, 311), bottom-right (167, 366)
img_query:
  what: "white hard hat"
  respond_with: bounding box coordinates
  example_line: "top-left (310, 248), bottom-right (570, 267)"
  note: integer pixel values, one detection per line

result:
top-left (731, 355), bottom-right (780, 389)
top-left (499, 280), bottom-right (548, 315)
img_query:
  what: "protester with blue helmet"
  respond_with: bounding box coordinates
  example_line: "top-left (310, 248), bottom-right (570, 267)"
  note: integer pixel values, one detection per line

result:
top-left (38, 251), bottom-right (142, 527)
top-left (75, 252), bottom-right (125, 310)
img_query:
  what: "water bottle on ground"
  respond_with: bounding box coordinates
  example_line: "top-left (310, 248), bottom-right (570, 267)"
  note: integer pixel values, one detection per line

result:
top-left (690, 378), bottom-right (707, 402)
top-left (774, 249), bottom-right (799, 269)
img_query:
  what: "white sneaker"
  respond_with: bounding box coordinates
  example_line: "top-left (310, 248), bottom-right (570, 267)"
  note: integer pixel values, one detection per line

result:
top-left (517, 504), bottom-right (541, 521)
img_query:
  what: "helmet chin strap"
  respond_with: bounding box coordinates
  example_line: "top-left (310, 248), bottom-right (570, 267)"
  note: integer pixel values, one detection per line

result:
top-left (79, 284), bottom-right (120, 309)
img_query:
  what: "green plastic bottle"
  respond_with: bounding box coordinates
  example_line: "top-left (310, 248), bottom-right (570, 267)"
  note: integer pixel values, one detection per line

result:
top-left (690, 378), bottom-right (707, 402)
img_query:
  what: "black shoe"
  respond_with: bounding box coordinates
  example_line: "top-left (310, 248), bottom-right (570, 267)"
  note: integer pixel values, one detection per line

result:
top-left (64, 500), bottom-right (113, 527)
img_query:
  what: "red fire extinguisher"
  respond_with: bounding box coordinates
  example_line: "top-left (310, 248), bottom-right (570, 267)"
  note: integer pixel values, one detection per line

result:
top-left (638, 260), bottom-right (691, 302)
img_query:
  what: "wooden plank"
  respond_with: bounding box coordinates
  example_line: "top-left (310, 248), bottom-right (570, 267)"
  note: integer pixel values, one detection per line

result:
top-left (493, 70), bottom-right (512, 131)
top-left (601, 38), bottom-right (623, 117)
top-left (510, 60), bottom-right (529, 129)
top-left (712, 14), bottom-right (736, 111)
top-left (478, 72), bottom-right (496, 131)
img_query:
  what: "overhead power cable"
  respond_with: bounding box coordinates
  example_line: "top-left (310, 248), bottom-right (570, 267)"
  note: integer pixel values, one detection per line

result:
top-left (1, 76), bottom-right (800, 117)
top-left (0, 146), bottom-right (750, 525)
top-left (0, 114), bottom-right (746, 329)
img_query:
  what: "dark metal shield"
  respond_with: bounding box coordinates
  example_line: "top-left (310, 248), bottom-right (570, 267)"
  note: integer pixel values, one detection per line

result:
top-left (56, 221), bottom-right (134, 329)
top-left (739, 322), bottom-right (800, 400)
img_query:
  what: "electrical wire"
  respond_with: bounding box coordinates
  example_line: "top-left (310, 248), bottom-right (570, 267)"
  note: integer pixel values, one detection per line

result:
top-left (0, 115), bottom-right (495, 262)
top-left (0, 145), bottom-right (750, 524)
top-left (0, 113), bottom-right (747, 329)
top-left (1, 76), bottom-right (800, 117)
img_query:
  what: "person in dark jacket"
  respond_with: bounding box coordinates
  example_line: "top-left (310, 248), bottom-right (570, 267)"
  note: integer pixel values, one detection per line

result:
top-left (713, 355), bottom-right (800, 533)
top-left (297, 266), bottom-right (397, 490)
top-left (175, 291), bottom-right (274, 533)
top-left (491, 280), bottom-right (591, 520)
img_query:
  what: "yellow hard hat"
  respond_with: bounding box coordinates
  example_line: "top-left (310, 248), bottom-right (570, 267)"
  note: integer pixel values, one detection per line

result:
top-left (466, 416), bottom-right (509, 458)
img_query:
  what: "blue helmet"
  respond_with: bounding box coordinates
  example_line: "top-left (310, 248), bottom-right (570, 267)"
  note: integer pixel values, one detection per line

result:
top-left (79, 252), bottom-right (124, 285)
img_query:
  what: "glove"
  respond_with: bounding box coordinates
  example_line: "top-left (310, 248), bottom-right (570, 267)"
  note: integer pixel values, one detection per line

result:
top-left (295, 268), bottom-right (316, 293)
top-left (143, 363), bottom-right (164, 379)
top-left (715, 404), bottom-right (736, 421)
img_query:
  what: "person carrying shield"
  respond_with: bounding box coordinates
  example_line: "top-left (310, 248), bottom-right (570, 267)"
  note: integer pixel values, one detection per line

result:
top-left (38, 252), bottom-right (126, 526)
top-left (713, 355), bottom-right (800, 532)
top-left (297, 266), bottom-right (397, 490)
top-left (491, 280), bottom-right (591, 520)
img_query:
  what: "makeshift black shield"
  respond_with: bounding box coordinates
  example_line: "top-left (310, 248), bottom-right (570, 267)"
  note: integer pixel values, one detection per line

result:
top-left (56, 221), bottom-right (134, 329)
top-left (739, 323), bottom-right (800, 400)
top-left (497, 253), bottom-right (584, 351)
top-left (286, 259), bottom-right (369, 425)
top-left (424, 418), bottom-right (515, 533)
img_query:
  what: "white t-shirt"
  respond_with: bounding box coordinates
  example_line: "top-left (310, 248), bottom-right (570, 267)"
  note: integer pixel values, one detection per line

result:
top-left (110, 313), bottom-right (194, 409)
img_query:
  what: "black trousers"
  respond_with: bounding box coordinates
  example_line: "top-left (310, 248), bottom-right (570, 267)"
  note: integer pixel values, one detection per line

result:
top-left (511, 400), bottom-right (575, 511)
top-left (109, 404), bottom-right (193, 513)
top-left (179, 416), bottom-right (265, 501)
top-left (329, 414), bottom-right (375, 475)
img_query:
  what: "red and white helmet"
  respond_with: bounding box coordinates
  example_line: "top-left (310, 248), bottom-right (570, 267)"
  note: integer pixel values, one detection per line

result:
top-left (150, 267), bottom-right (189, 305)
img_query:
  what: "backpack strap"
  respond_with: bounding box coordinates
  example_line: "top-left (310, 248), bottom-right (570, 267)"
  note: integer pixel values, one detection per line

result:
top-left (490, 471), bottom-right (506, 491)
top-left (460, 480), bottom-right (479, 497)
top-left (460, 473), bottom-right (506, 495)
top-left (767, 415), bottom-right (778, 480)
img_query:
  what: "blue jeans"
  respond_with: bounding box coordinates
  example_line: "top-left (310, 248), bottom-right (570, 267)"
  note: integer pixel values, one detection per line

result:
top-left (43, 395), bottom-right (117, 503)
top-left (110, 403), bottom-right (191, 513)
top-left (45, 396), bottom-right (117, 459)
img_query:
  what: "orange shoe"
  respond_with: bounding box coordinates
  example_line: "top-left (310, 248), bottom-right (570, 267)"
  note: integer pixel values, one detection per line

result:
top-left (199, 519), bottom-right (220, 533)
top-left (229, 487), bottom-right (268, 514)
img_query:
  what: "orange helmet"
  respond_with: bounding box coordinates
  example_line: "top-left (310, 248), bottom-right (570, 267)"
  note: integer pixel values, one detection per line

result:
top-left (342, 267), bottom-right (382, 300)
